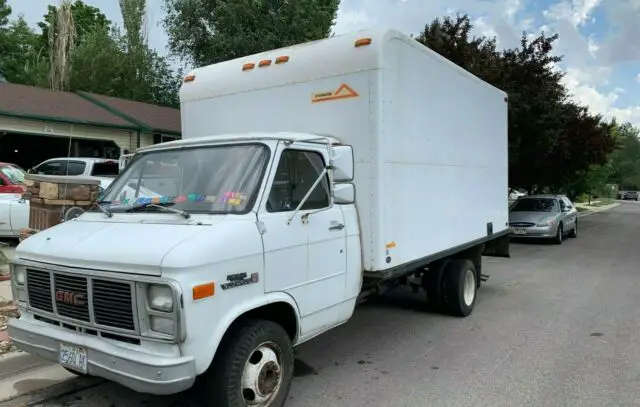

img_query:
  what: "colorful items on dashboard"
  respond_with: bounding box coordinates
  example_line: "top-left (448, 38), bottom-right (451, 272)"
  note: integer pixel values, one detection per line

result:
top-left (109, 192), bottom-right (248, 207)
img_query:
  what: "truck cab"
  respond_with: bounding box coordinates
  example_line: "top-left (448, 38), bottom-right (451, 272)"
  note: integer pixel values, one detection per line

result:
top-left (8, 133), bottom-right (360, 406)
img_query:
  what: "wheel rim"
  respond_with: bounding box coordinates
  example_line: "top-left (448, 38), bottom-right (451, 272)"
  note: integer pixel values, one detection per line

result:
top-left (241, 341), bottom-right (284, 406)
top-left (463, 269), bottom-right (476, 307)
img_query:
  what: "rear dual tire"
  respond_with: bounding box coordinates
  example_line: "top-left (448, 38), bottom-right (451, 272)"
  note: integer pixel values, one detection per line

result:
top-left (425, 259), bottom-right (478, 317)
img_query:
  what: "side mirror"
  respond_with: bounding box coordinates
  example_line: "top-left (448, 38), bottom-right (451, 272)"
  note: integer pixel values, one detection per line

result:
top-left (562, 207), bottom-right (571, 212)
top-left (332, 145), bottom-right (354, 182)
top-left (334, 183), bottom-right (355, 204)
top-left (27, 168), bottom-right (34, 174)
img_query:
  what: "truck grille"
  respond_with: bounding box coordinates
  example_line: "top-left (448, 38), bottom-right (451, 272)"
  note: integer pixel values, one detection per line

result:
top-left (26, 269), bottom-right (136, 332)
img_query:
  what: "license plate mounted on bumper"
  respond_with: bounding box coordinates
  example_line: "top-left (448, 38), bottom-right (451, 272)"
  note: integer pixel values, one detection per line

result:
top-left (59, 343), bottom-right (88, 374)
top-left (513, 228), bottom-right (527, 235)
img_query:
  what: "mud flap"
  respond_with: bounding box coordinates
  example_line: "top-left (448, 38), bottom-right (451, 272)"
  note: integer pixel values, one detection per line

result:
top-left (482, 233), bottom-right (510, 258)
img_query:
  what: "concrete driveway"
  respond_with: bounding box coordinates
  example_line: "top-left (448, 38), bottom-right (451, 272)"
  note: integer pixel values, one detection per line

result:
top-left (7, 202), bottom-right (640, 407)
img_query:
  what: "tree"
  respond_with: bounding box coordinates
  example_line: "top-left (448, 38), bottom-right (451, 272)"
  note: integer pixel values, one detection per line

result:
top-left (163, 0), bottom-right (340, 66)
top-left (0, 1), bottom-right (46, 85)
top-left (609, 122), bottom-right (640, 190)
top-left (36, 0), bottom-right (111, 57)
top-left (0, 16), bottom-right (44, 85)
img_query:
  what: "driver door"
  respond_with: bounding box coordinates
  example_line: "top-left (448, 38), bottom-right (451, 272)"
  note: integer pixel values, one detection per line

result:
top-left (259, 143), bottom-right (347, 337)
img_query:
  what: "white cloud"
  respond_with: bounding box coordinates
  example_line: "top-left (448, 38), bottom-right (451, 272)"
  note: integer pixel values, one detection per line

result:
top-left (599, 0), bottom-right (640, 63)
top-left (636, 73), bottom-right (640, 83)
top-left (562, 68), bottom-right (640, 126)
top-left (543, 0), bottom-right (602, 27)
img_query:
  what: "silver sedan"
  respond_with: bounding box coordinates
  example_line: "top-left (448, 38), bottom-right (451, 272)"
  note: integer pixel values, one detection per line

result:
top-left (508, 194), bottom-right (579, 244)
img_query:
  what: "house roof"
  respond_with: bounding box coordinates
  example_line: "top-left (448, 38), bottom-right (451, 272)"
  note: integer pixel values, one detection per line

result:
top-left (0, 83), bottom-right (136, 129)
top-left (0, 83), bottom-right (181, 135)
top-left (78, 92), bottom-right (181, 135)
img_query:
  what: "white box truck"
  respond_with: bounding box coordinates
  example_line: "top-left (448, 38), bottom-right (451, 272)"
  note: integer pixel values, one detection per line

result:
top-left (8, 28), bottom-right (510, 407)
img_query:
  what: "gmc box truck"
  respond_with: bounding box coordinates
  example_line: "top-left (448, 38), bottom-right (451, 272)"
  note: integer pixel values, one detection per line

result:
top-left (8, 28), bottom-right (510, 407)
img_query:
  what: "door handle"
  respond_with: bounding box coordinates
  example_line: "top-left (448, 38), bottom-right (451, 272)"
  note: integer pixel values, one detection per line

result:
top-left (329, 222), bottom-right (345, 231)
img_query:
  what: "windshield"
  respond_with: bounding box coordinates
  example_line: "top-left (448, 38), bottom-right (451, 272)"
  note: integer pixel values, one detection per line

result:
top-left (99, 144), bottom-right (269, 214)
top-left (511, 198), bottom-right (558, 212)
top-left (0, 164), bottom-right (25, 184)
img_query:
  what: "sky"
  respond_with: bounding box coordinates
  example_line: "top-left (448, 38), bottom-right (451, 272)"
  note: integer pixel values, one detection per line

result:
top-left (8, 0), bottom-right (640, 126)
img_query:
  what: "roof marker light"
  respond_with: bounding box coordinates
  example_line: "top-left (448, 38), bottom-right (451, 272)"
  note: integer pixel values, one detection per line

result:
top-left (275, 56), bottom-right (290, 64)
top-left (258, 59), bottom-right (272, 67)
top-left (242, 63), bottom-right (256, 71)
top-left (183, 74), bottom-right (196, 83)
top-left (354, 38), bottom-right (372, 47)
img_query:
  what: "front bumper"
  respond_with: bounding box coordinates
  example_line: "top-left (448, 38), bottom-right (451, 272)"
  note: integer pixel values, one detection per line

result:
top-left (509, 225), bottom-right (556, 238)
top-left (8, 316), bottom-right (196, 395)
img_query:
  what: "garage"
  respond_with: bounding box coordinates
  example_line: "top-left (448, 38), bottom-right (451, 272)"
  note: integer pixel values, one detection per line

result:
top-left (0, 83), bottom-right (181, 171)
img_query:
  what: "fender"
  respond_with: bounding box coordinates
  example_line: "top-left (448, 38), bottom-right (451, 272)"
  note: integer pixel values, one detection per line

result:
top-left (195, 291), bottom-right (301, 375)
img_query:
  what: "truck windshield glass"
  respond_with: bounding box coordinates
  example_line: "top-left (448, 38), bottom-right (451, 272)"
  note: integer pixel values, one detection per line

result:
top-left (99, 144), bottom-right (269, 214)
top-left (511, 198), bottom-right (557, 212)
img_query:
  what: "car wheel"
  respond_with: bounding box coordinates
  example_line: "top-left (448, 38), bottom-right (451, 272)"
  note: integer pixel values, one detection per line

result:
top-left (569, 220), bottom-right (578, 238)
top-left (554, 223), bottom-right (563, 245)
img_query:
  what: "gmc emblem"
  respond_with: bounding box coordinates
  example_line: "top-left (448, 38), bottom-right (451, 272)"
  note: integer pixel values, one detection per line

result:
top-left (55, 290), bottom-right (87, 307)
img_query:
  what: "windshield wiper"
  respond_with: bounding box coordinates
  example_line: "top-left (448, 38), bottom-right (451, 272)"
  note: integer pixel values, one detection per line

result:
top-left (126, 202), bottom-right (191, 219)
top-left (91, 201), bottom-right (113, 218)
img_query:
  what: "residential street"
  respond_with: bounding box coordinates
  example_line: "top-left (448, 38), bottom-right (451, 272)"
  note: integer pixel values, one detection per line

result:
top-left (4, 202), bottom-right (640, 407)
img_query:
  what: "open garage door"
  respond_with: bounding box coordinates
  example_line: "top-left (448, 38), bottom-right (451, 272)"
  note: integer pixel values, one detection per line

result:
top-left (0, 132), bottom-right (121, 170)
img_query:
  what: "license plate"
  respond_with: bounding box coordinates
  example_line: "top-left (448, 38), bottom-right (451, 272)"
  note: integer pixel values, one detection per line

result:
top-left (513, 228), bottom-right (527, 235)
top-left (59, 343), bottom-right (88, 374)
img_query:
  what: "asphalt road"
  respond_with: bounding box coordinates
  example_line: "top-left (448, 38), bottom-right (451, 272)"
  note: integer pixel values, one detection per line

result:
top-left (26, 202), bottom-right (640, 406)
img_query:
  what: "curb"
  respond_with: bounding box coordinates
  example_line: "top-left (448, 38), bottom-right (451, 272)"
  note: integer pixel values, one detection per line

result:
top-left (0, 352), bottom-right (52, 381)
top-left (577, 203), bottom-right (620, 218)
top-left (0, 351), bottom-right (99, 405)
top-left (0, 376), bottom-right (103, 407)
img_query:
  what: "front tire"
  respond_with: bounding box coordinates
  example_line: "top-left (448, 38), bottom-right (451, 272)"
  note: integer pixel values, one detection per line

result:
top-left (569, 220), bottom-right (578, 238)
top-left (554, 223), bottom-right (563, 245)
top-left (442, 259), bottom-right (477, 317)
top-left (200, 319), bottom-right (294, 407)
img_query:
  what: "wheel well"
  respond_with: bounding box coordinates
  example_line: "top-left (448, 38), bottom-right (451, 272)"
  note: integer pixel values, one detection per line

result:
top-left (452, 244), bottom-right (483, 280)
top-left (235, 302), bottom-right (298, 340)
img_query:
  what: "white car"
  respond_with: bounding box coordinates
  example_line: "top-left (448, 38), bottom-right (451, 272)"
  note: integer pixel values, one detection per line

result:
top-left (29, 157), bottom-right (119, 191)
top-left (0, 193), bottom-right (28, 238)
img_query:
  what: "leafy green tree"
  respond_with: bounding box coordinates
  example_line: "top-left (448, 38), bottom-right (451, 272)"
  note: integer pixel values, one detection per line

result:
top-left (163, 0), bottom-right (340, 66)
top-left (0, 16), bottom-right (45, 85)
top-left (609, 122), bottom-right (640, 190)
top-left (36, 0), bottom-right (111, 57)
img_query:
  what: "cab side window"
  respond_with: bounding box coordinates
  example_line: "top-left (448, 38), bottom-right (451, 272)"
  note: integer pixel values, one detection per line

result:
top-left (65, 161), bottom-right (86, 176)
top-left (267, 150), bottom-right (330, 212)
top-left (558, 198), bottom-right (567, 211)
top-left (562, 197), bottom-right (573, 210)
top-left (36, 161), bottom-right (62, 175)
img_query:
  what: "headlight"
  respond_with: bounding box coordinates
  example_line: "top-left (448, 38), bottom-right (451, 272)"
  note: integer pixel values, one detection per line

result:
top-left (13, 267), bottom-right (25, 286)
top-left (148, 284), bottom-right (174, 312)
top-left (150, 316), bottom-right (176, 335)
top-left (536, 218), bottom-right (556, 227)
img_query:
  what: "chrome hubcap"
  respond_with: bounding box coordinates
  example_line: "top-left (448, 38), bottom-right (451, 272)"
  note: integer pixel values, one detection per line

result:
top-left (242, 342), bottom-right (283, 406)
top-left (463, 269), bottom-right (476, 306)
